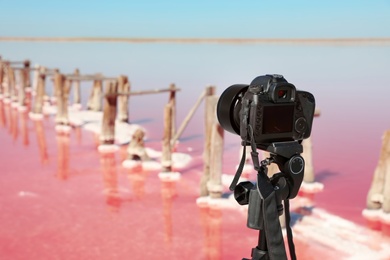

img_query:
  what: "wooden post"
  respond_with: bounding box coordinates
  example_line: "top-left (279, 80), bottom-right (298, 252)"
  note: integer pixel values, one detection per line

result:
top-left (100, 81), bottom-right (118, 145)
top-left (366, 130), bottom-right (390, 212)
top-left (200, 86), bottom-right (216, 196)
top-left (32, 64), bottom-right (40, 94)
top-left (302, 138), bottom-right (314, 183)
top-left (171, 88), bottom-right (206, 146)
top-left (208, 96), bottom-right (224, 198)
top-left (0, 60), bottom-right (4, 96)
top-left (18, 61), bottom-right (30, 108)
top-left (127, 128), bottom-right (150, 161)
top-left (7, 66), bottom-right (16, 101)
top-left (54, 72), bottom-right (70, 125)
top-left (117, 75), bottom-right (130, 122)
top-left (32, 67), bottom-right (46, 115)
top-left (302, 108), bottom-right (320, 183)
top-left (169, 83), bottom-right (176, 138)
top-left (73, 68), bottom-right (81, 107)
top-left (162, 103), bottom-right (173, 172)
top-left (87, 79), bottom-right (102, 111)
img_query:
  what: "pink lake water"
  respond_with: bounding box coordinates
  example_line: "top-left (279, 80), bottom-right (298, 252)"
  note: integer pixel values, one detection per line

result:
top-left (1, 42), bottom-right (390, 259)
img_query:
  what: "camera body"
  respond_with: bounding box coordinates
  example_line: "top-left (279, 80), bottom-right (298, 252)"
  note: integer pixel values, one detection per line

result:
top-left (217, 74), bottom-right (315, 148)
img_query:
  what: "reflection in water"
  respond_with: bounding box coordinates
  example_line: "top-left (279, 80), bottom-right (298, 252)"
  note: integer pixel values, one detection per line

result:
top-left (10, 106), bottom-right (18, 141)
top-left (199, 205), bottom-right (222, 260)
top-left (34, 120), bottom-right (49, 164)
top-left (0, 100), bottom-right (6, 127)
top-left (100, 152), bottom-right (121, 212)
top-left (74, 126), bottom-right (82, 145)
top-left (56, 134), bottom-right (70, 180)
top-left (161, 180), bottom-right (177, 245)
top-left (20, 110), bottom-right (29, 146)
top-left (0, 100), bottom-right (30, 146)
top-left (126, 166), bottom-right (146, 200)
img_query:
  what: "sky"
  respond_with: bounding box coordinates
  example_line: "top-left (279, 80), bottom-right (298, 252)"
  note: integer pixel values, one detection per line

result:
top-left (1, 0), bottom-right (390, 38)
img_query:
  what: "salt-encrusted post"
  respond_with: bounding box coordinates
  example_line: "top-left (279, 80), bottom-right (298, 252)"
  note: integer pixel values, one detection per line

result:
top-left (87, 79), bottom-right (102, 111)
top-left (208, 96), bottom-right (224, 198)
top-left (100, 81), bottom-right (118, 145)
top-left (127, 128), bottom-right (150, 161)
top-left (32, 64), bottom-right (40, 94)
top-left (18, 60), bottom-right (31, 109)
top-left (117, 75), bottom-right (130, 122)
top-left (72, 68), bottom-right (81, 109)
top-left (31, 67), bottom-right (46, 116)
top-left (7, 65), bottom-right (16, 102)
top-left (0, 59), bottom-right (4, 96)
top-left (200, 86), bottom-right (216, 197)
top-left (169, 83), bottom-right (176, 138)
top-left (161, 103), bottom-right (173, 172)
top-left (366, 130), bottom-right (390, 212)
top-left (302, 138), bottom-right (314, 183)
top-left (302, 108), bottom-right (321, 183)
top-left (171, 88), bottom-right (205, 147)
top-left (54, 72), bottom-right (70, 128)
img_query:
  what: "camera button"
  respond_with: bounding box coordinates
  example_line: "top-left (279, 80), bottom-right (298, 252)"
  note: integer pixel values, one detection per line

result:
top-left (295, 117), bottom-right (307, 133)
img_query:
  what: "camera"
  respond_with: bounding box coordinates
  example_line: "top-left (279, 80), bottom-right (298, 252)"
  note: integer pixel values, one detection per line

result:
top-left (217, 74), bottom-right (315, 149)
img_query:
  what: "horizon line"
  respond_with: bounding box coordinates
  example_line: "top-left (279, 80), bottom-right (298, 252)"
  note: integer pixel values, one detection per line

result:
top-left (1, 36), bottom-right (390, 45)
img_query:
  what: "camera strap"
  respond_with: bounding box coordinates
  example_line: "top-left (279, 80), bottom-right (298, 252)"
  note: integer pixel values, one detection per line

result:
top-left (229, 139), bottom-right (247, 191)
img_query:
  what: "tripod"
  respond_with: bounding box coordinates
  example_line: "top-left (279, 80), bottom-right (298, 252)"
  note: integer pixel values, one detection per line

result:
top-left (232, 141), bottom-right (304, 260)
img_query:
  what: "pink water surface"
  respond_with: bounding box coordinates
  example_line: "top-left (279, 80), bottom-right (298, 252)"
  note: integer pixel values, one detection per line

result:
top-left (0, 97), bottom-right (369, 259)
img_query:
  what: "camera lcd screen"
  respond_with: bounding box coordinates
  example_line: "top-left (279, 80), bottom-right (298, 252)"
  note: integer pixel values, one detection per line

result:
top-left (262, 104), bottom-right (294, 134)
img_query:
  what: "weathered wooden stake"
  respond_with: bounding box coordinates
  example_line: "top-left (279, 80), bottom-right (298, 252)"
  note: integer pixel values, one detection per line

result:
top-left (54, 72), bottom-right (70, 125)
top-left (32, 64), bottom-right (40, 93)
top-left (73, 68), bottom-right (81, 107)
top-left (117, 75), bottom-right (130, 122)
top-left (127, 128), bottom-right (150, 161)
top-left (302, 138), bottom-right (314, 183)
top-left (302, 108), bottom-right (321, 183)
top-left (366, 130), bottom-right (390, 212)
top-left (171, 88), bottom-right (206, 146)
top-left (200, 86), bottom-right (216, 196)
top-left (169, 83), bottom-right (176, 138)
top-left (100, 81), bottom-right (118, 145)
top-left (87, 79), bottom-right (102, 111)
top-left (7, 66), bottom-right (16, 101)
top-left (18, 61), bottom-right (30, 108)
top-left (0, 60), bottom-right (4, 96)
top-left (208, 96), bottom-right (224, 198)
top-left (162, 103), bottom-right (173, 172)
top-left (32, 67), bottom-right (46, 114)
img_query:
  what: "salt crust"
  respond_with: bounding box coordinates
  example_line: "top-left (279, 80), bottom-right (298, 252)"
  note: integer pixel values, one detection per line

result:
top-left (98, 144), bottom-right (120, 153)
top-left (300, 181), bottom-right (324, 193)
top-left (362, 208), bottom-right (390, 224)
top-left (55, 125), bottom-right (71, 134)
top-left (158, 172), bottom-right (181, 181)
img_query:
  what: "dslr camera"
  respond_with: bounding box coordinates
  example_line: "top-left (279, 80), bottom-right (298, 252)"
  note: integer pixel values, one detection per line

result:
top-left (217, 74), bottom-right (315, 149)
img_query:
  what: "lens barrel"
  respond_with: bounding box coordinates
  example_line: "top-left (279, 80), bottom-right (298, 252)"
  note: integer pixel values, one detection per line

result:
top-left (216, 84), bottom-right (248, 135)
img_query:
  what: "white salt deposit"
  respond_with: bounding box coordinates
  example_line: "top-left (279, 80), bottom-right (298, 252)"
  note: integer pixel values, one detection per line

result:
top-left (98, 144), bottom-right (120, 153)
top-left (28, 112), bottom-right (44, 120)
top-left (158, 172), bottom-right (181, 181)
top-left (300, 181), bottom-right (325, 193)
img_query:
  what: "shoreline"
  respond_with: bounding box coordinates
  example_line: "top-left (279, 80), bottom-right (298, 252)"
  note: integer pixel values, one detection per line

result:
top-left (1, 36), bottom-right (390, 45)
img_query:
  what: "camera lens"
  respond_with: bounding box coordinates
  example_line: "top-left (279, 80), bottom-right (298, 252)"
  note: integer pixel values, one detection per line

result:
top-left (216, 84), bottom-right (248, 135)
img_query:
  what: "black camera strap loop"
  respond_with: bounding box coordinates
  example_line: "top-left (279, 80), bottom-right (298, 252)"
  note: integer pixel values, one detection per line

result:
top-left (230, 97), bottom-right (253, 191)
top-left (247, 124), bottom-right (260, 171)
top-left (229, 144), bottom-right (247, 191)
top-left (229, 123), bottom-right (260, 191)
